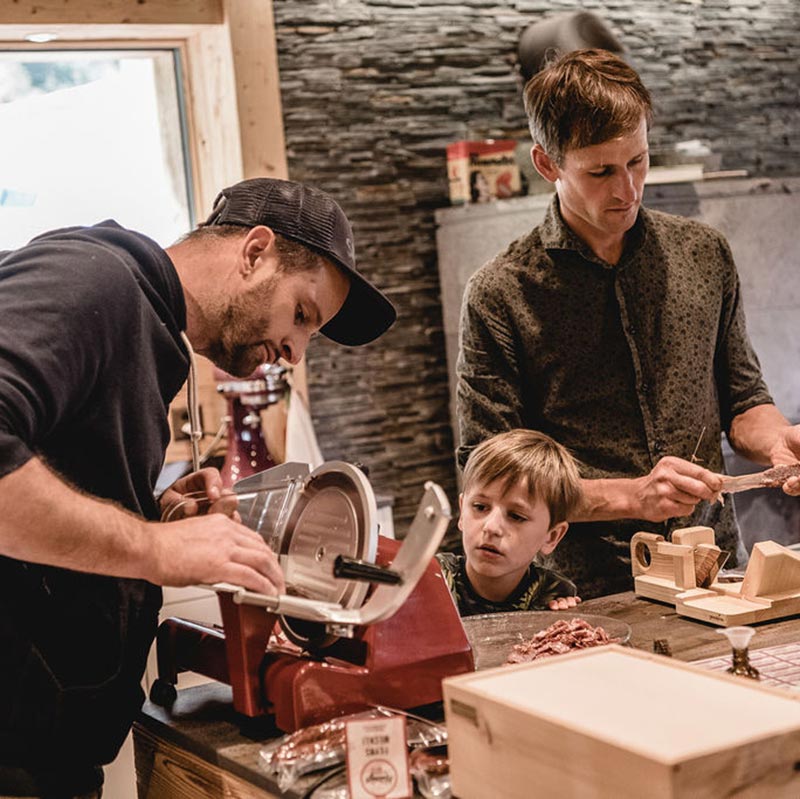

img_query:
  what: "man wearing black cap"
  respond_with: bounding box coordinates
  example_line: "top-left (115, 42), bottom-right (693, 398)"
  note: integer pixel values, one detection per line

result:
top-left (0, 177), bottom-right (395, 798)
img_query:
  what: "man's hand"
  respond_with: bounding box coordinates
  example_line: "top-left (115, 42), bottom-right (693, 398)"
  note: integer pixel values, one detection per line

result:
top-left (159, 467), bottom-right (239, 521)
top-left (548, 595), bottom-right (582, 611)
top-left (769, 424), bottom-right (800, 496)
top-left (148, 513), bottom-right (285, 595)
top-left (630, 456), bottom-right (724, 522)
top-left (729, 405), bottom-right (800, 495)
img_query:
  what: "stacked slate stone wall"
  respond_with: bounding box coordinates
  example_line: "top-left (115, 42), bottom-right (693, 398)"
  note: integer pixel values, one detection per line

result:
top-left (272, 0), bottom-right (800, 540)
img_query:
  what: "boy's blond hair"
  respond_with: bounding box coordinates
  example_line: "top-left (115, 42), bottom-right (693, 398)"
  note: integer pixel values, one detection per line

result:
top-left (462, 429), bottom-right (582, 525)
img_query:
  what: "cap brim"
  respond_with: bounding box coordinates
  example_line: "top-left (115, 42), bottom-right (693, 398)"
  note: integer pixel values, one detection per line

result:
top-left (320, 270), bottom-right (396, 346)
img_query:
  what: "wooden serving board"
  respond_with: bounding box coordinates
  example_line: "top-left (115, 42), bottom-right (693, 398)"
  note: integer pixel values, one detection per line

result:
top-left (632, 529), bottom-right (800, 626)
top-left (444, 645), bottom-right (800, 799)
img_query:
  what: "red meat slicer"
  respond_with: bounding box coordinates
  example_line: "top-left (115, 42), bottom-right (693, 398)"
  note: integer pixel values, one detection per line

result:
top-left (151, 461), bottom-right (474, 732)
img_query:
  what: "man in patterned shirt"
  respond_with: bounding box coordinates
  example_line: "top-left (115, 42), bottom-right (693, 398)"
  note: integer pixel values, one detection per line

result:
top-left (437, 429), bottom-right (583, 617)
top-left (457, 49), bottom-right (800, 599)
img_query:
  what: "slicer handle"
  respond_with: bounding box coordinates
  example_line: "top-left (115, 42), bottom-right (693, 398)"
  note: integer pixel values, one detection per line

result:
top-left (334, 555), bottom-right (403, 585)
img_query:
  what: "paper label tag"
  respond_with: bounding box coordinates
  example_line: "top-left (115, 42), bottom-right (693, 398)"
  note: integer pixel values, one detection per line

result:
top-left (345, 715), bottom-right (411, 799)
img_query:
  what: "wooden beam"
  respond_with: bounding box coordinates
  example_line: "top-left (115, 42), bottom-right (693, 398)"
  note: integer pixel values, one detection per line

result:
top-left (224, 0), bottom-right (288, 180)
top-left (182, 27), bottom-right (244, 216)
top-left (0, 1), bottom-right (222, 26)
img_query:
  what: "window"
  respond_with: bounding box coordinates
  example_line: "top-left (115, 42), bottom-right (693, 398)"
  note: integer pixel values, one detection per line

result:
top-left (0, 49), bottom-right (192, 250)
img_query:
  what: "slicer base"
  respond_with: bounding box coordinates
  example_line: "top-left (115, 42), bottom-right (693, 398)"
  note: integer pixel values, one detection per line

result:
top-left (151, 537), bottom-right (475, 730)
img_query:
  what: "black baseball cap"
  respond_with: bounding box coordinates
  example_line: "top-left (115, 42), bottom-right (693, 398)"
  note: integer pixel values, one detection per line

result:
top-left (202, 177), bottom-right (396, 346)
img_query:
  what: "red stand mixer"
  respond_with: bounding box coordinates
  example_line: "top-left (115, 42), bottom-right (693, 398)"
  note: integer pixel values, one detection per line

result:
top-left (151, 462), bottom-right (475, 732)
top-left (214, 363), bottom-right (289, 487)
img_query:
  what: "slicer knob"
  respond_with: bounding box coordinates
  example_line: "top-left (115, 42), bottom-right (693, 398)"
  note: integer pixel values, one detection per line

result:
top-left (333, 555), bottom-right (403, 585)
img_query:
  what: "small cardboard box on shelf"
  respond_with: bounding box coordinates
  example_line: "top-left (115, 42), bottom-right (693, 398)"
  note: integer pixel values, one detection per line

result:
top-left (446, 140), bottom-right (521, 205)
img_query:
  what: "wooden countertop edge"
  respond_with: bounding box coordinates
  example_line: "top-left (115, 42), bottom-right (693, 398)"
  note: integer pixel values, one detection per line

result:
top-left (134, 683), bottom-right (293, 796)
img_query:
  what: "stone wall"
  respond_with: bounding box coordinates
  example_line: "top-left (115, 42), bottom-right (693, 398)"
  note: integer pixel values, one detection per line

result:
top-left (271, 0), bottom-right (800, 538)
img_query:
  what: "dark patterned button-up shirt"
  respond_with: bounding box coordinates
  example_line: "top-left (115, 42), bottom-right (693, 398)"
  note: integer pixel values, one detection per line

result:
top-left (457, 197), bottom-right (772, 599)
top-left (436, 552), bottom-right (577, 617)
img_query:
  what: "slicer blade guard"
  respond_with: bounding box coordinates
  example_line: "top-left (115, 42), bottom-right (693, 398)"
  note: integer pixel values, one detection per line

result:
top-left (226, 479), bottom-right (451, 629)
top-left (161, 461), bottom-right (450, 629)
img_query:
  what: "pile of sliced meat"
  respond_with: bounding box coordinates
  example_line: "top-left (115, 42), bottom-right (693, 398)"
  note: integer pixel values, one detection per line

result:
top-left (505, 618), bottom-right (620, 664)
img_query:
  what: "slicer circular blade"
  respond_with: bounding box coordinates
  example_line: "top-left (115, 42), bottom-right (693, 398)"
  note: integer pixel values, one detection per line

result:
top-left (280, 461), bottom-right (378, 610)
top-left (278, 461), bottom-right (378, 650)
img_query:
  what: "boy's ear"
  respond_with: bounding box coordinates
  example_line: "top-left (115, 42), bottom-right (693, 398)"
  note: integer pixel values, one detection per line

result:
top-left (539, 521), bottom-right (569, 556)
top-left (531, 144), bottom-right (559, 183)
top-left (457, 492), bottom-right (464, 531)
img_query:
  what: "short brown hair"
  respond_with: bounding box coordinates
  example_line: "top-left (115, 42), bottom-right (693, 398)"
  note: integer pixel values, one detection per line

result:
top-left (272, 232), bottom-right (325, 274)
top-left (179, 225), bottom-right (323, 274)
top-left (462, 429), bottom-right (582, 525)
top-left (523, 48), bottom-right (652, 165)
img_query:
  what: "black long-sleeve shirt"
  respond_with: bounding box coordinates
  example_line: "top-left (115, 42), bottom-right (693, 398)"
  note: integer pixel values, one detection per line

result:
top-left (436, 551), bottom-right (577, 617)
top-left (0, 222), bottom-right (188, 787)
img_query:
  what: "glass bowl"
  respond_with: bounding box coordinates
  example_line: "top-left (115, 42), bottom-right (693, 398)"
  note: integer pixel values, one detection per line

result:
top-left (461, 610), bottom-right (632, 671)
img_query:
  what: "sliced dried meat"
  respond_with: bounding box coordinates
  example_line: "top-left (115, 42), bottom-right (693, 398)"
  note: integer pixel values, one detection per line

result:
top-left (719, 463), bottom-right (800, 495)
top-left (267, 716), bottom-right (347, 766)
top-left (758, 463), bottom-right (800, 488)
top-left (505, 617), bottom-right (620, 664)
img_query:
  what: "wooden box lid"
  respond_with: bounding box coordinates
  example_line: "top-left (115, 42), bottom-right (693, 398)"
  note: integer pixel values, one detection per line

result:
top-left (443, 645), bottom-right (800, 799)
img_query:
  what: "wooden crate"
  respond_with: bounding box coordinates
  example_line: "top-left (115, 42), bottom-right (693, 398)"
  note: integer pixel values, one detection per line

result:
top-left (443, 645), bottom-right (800, 799)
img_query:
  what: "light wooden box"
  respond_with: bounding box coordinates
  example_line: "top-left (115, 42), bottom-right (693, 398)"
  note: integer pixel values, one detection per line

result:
top-left (443, 645), bottom-right (800, 799)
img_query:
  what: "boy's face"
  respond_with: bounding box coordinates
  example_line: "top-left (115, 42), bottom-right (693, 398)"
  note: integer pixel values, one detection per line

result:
top-left (459, 478), bottom-right (568, 597)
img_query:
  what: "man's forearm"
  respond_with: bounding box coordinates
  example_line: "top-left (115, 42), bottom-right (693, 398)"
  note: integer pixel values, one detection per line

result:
top-left (571, 453), bottom-right (725, 524)
top-left (0, 456), bottom-right (153, 579)
top-left (728, 403), bottom-right (792, 466)
top-left (571, 477), bottom-right (636, 522)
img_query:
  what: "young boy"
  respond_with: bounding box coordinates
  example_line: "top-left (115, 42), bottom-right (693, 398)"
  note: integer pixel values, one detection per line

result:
top-left (437, 429), bottom-right (583, 617)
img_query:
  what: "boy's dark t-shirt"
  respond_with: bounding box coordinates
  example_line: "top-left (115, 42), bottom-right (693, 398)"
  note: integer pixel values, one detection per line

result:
top-left (435, 552), bottom-right (577, 617)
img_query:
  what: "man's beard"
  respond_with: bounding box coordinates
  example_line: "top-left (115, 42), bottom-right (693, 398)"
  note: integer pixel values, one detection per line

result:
top-left (206, 275), bottom-right (277, 377)
top-left (210, 341), bottom-right (263, 377)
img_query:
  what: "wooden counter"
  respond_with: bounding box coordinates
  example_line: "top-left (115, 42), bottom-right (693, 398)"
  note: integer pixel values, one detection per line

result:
top-left (133, 592), bottom-right (800, 798)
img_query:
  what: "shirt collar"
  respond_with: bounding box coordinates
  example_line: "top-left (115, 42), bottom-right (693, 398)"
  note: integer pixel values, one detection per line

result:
top-left (541, 194), bottom-right (648, 268)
